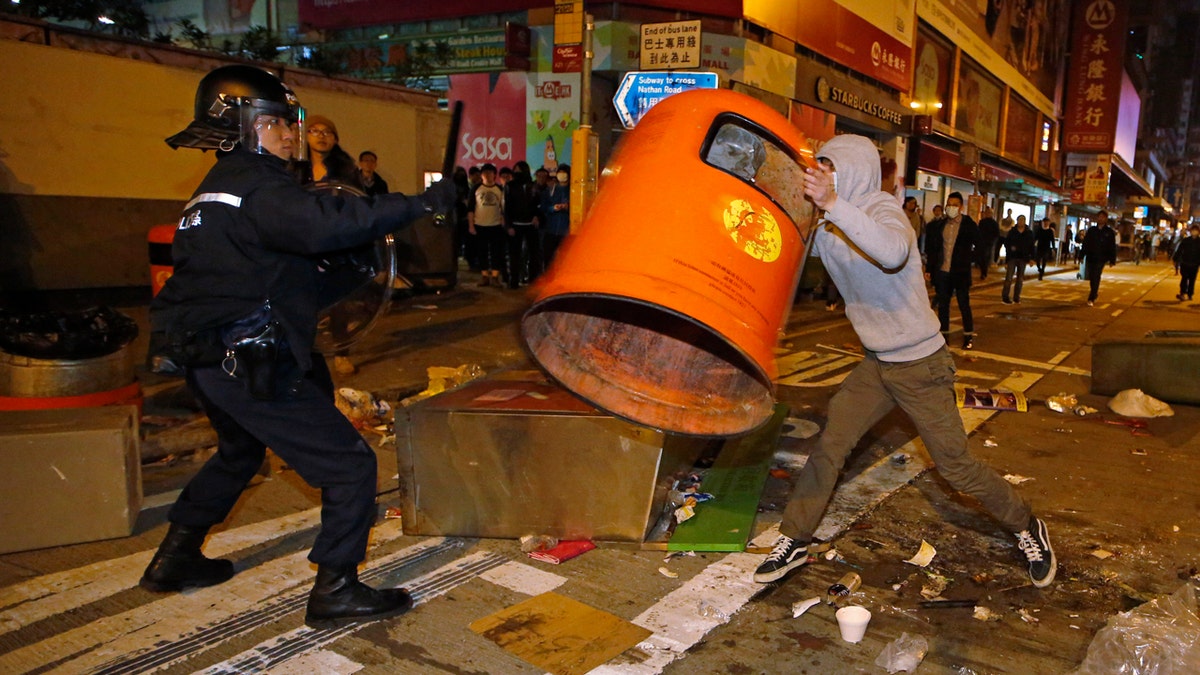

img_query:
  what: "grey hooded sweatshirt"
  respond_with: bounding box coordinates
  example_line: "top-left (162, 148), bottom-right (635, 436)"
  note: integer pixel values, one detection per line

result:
top-left (811, 135), bottom-right (944, 362)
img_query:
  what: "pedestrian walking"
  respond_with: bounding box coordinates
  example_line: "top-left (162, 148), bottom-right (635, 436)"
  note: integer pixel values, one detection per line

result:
top-left (144, 65), bottom-right (457, 629)
top-left (1081, 210), bottom-right (1118, 306)
top-left (752, 134), bottom-right (1055, 590)
top-left (1173, 224), bottom-right (1200, 301)
top-left (924, 191), bottom-right (980, 349)
top-left (1002, 216), bottom-right (1035, 304)
top-left (1034, 218), bottom-right (1056, 280)
top-left (977, 205), bottom-right (1000, 280)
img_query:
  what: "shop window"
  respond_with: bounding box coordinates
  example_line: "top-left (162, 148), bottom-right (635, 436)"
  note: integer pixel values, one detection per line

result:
top-left (955, 57), bottom-right (1002, 146)
top-left (701, 117), bottom-right (814, 228)
top-left (1004, 95), bottom-right (1038, 162)
top-left (913, 26), bottom-right (952, 125)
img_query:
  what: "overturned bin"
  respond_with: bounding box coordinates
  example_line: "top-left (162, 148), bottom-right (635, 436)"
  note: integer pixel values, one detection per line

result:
top-left (522, 88), bottom-right (819, 438)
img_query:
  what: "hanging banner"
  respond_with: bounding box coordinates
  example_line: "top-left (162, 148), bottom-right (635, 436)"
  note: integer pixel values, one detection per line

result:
top-left (1062, 0), bottom-right (1130, 153)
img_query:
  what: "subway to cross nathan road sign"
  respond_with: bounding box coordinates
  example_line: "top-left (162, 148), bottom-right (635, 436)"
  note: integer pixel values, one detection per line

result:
top-left (613, 71), bottom-right (719, 129)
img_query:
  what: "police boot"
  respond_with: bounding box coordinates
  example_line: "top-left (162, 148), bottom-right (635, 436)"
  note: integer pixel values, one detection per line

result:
top-left (139, 523), bottom-right (235, 592)
top-left (304, 565), bottom-right (413, 629)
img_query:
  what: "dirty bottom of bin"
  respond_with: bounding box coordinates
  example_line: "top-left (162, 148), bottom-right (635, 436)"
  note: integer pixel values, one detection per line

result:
top-left (521, 295), bottom-right (774, 438)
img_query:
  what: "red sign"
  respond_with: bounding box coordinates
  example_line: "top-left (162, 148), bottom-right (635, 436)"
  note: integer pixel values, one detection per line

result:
top-left (791, 0), bottom-right (912, 92)
top-left (553, 44), bottom-right (582, 73)
top-left (1062, 0), bottom-right (1129, 153)
top-left (446, 73), bottom-right (527, 168)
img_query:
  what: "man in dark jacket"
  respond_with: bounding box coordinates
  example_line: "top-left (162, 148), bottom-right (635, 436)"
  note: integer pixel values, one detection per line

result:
top-left (1173, 223), bottom-right (1200, 300)
top-left (144, 65), bottom-right (456, 629)
top-left (1034, 218), bottom-right (1056, 280)
top-left (1081, 210), bottom-right (1118, 306)
top-left (976, 205), bottom-right (1000, 280)
top-left (504, 160), bottom-right (542, 288)
top-left (1002, 215), bottom-right (1036, 304)
top-left (924, 191), bottom-right (980, 349)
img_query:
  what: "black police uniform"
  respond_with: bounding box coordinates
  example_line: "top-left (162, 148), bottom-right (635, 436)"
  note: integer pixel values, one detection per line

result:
top-left (151, 148), bottom-right (442, 569)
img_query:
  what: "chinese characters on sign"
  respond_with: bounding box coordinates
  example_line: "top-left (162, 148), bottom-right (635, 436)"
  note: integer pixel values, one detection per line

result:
top-left (1062, 0), bottom-right (1129, 153)
top-left (639, 20), bottom-right (701, 71)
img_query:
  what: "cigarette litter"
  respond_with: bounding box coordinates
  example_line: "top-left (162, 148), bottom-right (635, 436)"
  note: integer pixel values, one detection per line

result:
top-left (658, 566), bottom-right (679, 578)
top-left (1003, 474), bottom-right (1034, 485)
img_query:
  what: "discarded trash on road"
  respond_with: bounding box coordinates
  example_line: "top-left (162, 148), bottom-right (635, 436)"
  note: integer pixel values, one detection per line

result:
top-left (520, 534), bottom-right (559, 552)
top-left (827, 572), bottom-right (863, 606)
top-left (835, 605), bottom-right (872, 643)
top-left (400, 363), bottom-right (485, 406)
top-left (1108, 388), bottom-right (1175, 418)
top-left (1045, 392), bottom-right (1097, 415)
top-left (1004, 474), bottom-right (1035, 485)
top-left (904, 540), bottom-right (937, 567)
top-left (528, 540), bottom-right (595, 565)
top-left (792, 596), bottom-right (822, 618)
top-left (875, 631), bottom-right (928, 673)
top-left (335, 387), bottom-right (391, 428)
top-left (956, 387), bottom-right (1027, 411)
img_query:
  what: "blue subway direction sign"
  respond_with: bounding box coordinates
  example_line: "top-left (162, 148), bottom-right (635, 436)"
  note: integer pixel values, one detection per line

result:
top-left (613, 71), bottom-right (719, 129)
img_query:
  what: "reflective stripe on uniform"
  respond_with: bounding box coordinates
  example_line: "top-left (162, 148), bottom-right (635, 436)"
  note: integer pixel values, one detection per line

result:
top-left (186, 192), bottom-right (243, 210)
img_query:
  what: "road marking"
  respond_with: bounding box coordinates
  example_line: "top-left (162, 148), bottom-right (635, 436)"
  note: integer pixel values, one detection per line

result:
top-left (951, 348), bottom-right (1091, 376)
top-left (199, 551), bottom-right (512, 675)
top-left (0, 507), bottom-right (325, 637)
top-left (1112, 309), bottom-right (1123, 317)
top-left (2, 521), bottom-right (428, 675)
top-left (1048, 351), bottom-right (1071, 365)
top-left (778, 356), bottom-right (859, 386)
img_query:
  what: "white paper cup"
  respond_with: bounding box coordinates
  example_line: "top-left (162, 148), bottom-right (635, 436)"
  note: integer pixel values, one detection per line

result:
top-left (835, 605), bottom-right (871, 643)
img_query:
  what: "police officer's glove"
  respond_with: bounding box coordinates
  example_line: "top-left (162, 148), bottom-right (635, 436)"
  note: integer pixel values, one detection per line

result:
top-left (420, 177), bottom-right (458, 217)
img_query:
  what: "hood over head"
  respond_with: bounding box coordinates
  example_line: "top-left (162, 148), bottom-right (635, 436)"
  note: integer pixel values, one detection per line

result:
top-left (816, 135), bottom-right (882, 208)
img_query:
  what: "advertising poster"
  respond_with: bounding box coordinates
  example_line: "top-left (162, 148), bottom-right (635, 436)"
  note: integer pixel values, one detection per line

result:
top-left (526, 72), bottom-right (581, 172)
top-left (446, 72), bottom-right (527, 169)
top-left (916, 0), bottom-right (1065, 115)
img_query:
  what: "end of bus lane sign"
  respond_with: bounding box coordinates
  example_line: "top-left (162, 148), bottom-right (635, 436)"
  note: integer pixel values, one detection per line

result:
top-left (613, 71), bottom-right (719, 129)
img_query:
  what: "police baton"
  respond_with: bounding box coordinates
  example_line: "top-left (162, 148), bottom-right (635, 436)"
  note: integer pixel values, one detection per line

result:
top-left (433, 101), bottom-right (463, 226)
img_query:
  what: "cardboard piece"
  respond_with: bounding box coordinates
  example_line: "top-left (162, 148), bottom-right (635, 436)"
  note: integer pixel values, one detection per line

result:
top-left (469, 592), bottom-right (651, 675)
top-left (0, 405), bottom-right (142, 554)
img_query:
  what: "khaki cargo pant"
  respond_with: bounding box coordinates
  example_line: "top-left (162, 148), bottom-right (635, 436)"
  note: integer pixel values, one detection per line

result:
top-left (780, 345), bottom-right (1031, 542)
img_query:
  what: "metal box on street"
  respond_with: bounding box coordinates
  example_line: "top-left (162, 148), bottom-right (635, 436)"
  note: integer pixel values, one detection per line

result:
top-left (0, 405), bottom-right (142, 554)
top-left (395, 376), bottom-right (709, 542)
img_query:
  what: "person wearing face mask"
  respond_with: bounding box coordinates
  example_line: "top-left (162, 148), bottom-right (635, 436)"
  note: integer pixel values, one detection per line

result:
top-left (923, 192), bottom-right (981, 349)
top-left (753, 135), bottom-right (1055, 592)
top-left (144, 65), bottom-right (457, 629)
top-left (540, 165), bottom-right (571, 268)
top-left (1001, 215), bottom-right (1035, 304)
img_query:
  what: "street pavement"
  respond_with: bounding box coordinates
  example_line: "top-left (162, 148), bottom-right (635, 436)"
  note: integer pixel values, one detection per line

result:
top-left (2, 258), bottom-right (1198, 674)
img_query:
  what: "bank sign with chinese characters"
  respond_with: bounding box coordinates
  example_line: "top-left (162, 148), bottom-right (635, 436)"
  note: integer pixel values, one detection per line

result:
top-left (1062, 0), bottom-right (1129, 153)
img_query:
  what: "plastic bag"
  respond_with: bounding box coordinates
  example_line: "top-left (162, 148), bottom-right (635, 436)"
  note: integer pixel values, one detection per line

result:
top-left (1108, 389), bottom-right (1175, 418)
top-left (874, 632), bottom-right (929, 673)
top-left (1073, 582), bottom-right (1200, 674)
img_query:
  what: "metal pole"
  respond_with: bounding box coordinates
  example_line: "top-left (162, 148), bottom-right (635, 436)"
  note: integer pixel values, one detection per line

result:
top-left (581, 13), bottom-right (593, 127)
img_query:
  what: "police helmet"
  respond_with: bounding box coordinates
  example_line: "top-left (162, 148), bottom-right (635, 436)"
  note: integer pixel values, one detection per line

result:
top-left (166, 65), bottom-right (302, 155)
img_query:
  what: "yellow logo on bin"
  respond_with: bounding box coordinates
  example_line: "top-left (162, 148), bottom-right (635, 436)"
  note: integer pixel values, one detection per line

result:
top-left (723, 199), bottom-right (782, 262)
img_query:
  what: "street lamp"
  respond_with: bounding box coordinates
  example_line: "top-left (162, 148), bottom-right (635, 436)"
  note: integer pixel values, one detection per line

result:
top-left (909, 100), bottom-right (943, 135)
top-left (909, 100), bottom-right (943, 113)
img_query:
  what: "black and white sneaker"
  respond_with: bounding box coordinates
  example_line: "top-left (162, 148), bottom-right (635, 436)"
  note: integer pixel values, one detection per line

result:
top-left (753, 535), bottom-right (809, 583)
top-left (962, 334), bottom-right (975, 350)
top-left (1015, 516), bottom-right (1056, 588)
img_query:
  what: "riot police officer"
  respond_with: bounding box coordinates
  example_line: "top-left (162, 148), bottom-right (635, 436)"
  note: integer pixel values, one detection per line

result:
top-left (142, 65), bottom-right (456, 629)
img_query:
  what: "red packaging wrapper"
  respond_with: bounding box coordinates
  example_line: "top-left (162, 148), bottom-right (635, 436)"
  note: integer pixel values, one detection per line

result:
top-left (528, 540), bottom-right (596, 564)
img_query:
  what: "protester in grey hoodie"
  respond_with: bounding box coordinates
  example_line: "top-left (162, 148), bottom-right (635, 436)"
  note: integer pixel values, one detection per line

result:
top-left (753, 134), bottom-right (1056, 590)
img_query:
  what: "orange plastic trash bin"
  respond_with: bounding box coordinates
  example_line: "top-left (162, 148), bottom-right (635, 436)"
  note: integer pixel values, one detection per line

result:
top-left (147, 223), bottom-right (176, 296)
top-left (522, 88), bottom-right (819, 437)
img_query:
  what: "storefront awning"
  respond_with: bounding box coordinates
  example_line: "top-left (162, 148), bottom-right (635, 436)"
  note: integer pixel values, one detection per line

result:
top-left (977, 179), bottom-right (1065, 203)
top-left (1109, 154), bottom-right (1153, 199)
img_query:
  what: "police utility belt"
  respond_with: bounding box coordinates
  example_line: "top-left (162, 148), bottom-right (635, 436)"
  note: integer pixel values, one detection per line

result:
top-left (220, 303), bottom-right (286, 400)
